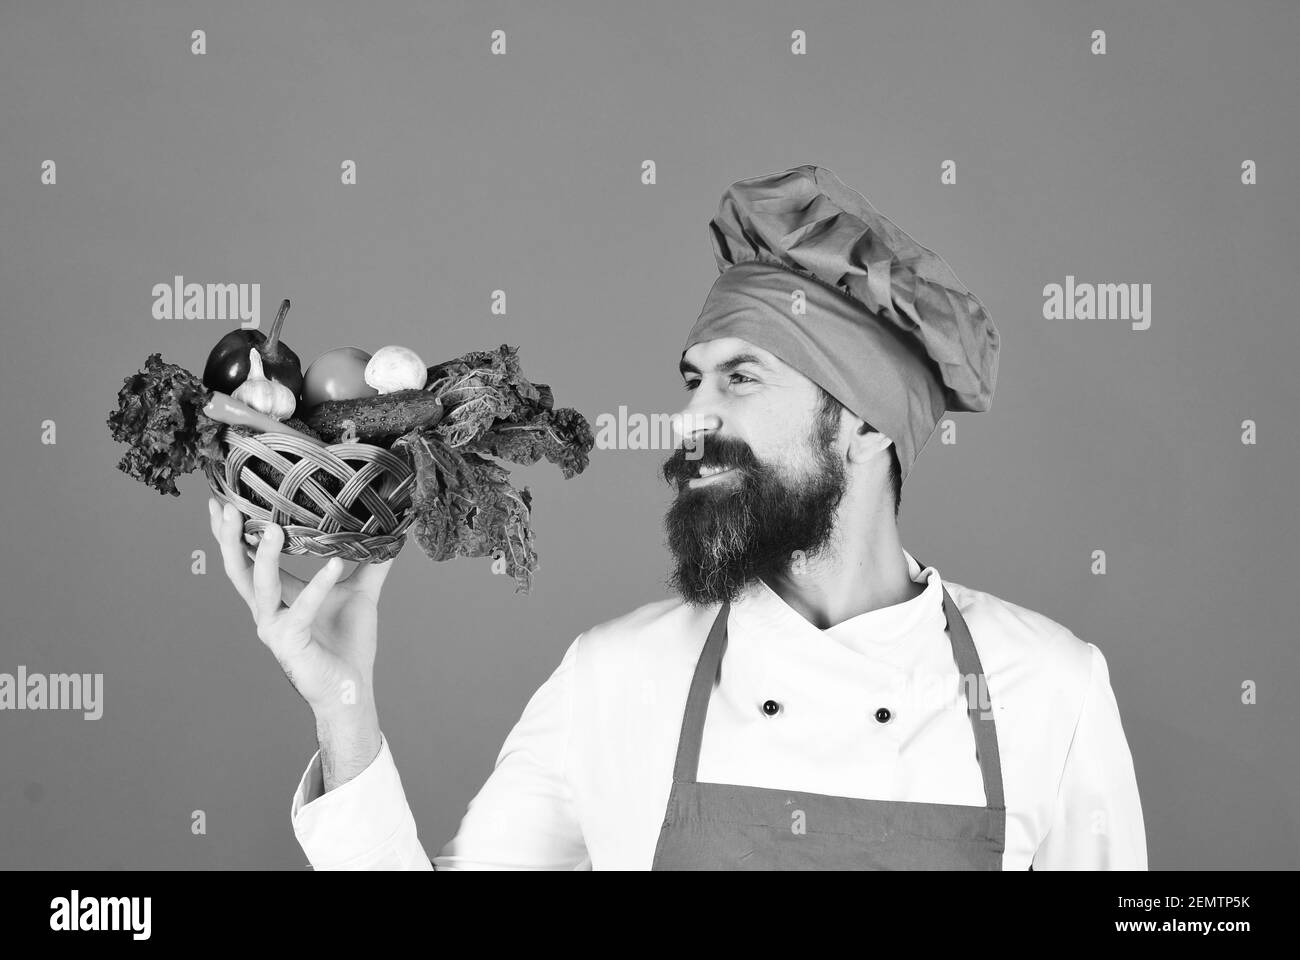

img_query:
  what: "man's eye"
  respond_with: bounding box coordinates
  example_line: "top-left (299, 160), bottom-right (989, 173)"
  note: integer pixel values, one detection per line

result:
top-left (682, 374), bottom-right (754, 390)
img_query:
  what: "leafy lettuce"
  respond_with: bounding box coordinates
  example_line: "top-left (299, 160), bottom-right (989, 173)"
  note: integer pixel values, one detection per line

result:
top-left (396, 344), bottom-right (594, 592)
top-left (107, 354), bottom-right (224, 496)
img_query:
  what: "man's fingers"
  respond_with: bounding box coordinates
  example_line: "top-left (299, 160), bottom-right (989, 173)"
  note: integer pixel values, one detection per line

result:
top-left (215, 501), bottom-right (355, 636)
top-left (215, 501), bottom-right (256, 614)
top-left (242, 546), bottom-right (310, 606)
top-left (347, 556), bottom-right (396, 596)
top-left (252, 524), bottom-right (285, 623)
top-left (207, 496), bottom-right (222, 541)
top-left (286, 558), bottom-right (346, 630)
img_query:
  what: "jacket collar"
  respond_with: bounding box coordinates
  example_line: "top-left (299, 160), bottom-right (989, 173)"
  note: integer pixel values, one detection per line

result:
top-left (729, 548), bottom-right (945, 653)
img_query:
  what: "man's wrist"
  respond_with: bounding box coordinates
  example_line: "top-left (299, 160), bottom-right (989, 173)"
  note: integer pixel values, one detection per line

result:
top-left (314, 704), bottom-right (382, 793)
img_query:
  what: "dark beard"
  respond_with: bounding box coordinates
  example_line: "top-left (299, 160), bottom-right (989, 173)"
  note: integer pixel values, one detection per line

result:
top-left (661, 426), bottom-right (846, 606)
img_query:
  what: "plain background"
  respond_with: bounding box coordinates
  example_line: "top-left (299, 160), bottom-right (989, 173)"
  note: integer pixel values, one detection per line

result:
top-left (1, 0), bottom-right (1296, 869)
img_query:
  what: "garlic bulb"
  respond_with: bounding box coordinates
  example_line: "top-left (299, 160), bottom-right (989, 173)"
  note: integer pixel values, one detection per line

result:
top-left (233, 348), bottom-right (297, 421)
top-left (364, 345), bottom-right (427, 394)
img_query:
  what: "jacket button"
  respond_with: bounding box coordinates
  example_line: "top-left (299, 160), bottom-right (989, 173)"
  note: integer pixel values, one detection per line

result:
top-left (874, 707), bottom-right (893, 724)
top-left (761, 699), bottom-right (782, 716)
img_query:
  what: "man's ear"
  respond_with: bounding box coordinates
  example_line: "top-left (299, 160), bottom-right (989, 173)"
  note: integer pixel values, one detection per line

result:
top-left (844, 410), bottom-right (893, 465)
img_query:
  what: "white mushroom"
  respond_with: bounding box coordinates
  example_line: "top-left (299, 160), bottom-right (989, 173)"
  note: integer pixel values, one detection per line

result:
top-left (364, 345), bottom-right (428, 394)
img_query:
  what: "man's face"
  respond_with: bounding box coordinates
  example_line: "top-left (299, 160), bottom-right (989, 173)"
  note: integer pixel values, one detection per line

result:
top-left (662, 338), bottom-right (847, 605)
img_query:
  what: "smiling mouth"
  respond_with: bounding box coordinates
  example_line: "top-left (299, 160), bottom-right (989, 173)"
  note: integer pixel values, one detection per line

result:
top-left (687, 465), bottom-right (739, 488)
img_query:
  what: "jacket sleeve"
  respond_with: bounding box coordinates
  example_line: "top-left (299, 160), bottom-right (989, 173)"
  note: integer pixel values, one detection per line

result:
top-left (1034, 642), bottom-right (1148, 870)
top-left (291, 733), bottom-right (433, 870)
top-left (290, 634), bottom-right (588, 871)
top-left (432, 634), bottom-right (590, 869)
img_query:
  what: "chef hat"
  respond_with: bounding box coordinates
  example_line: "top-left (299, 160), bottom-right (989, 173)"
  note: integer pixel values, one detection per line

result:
top-left (682, 164), bottom-right (1000, 484)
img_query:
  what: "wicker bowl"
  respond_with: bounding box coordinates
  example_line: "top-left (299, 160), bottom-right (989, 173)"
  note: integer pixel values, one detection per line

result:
top-left (205, 430), bottom-right (416, 563)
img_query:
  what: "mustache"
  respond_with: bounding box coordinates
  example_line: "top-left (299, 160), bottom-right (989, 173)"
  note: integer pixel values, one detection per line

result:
top-left (661, 436), bottom-right (761, 487)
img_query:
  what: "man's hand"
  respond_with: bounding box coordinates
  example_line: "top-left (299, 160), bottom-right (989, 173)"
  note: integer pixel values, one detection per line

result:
top-left (208, 497), bottom-right (395, 788)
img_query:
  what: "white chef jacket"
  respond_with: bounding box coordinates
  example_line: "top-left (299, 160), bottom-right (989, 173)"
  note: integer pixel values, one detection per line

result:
top-left (290, 549), bottom-right (1148, 870)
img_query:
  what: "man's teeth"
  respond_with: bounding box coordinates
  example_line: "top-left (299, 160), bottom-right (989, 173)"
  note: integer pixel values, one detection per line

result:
top-left (697, 465), bottom-right (731, 477)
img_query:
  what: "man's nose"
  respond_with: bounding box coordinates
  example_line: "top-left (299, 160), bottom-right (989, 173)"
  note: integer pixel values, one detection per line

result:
top-left (670, 406), bottom-right (718, 461)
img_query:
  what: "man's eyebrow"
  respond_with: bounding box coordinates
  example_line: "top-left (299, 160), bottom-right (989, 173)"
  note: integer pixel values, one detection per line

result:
top-left (679, 353), bottom-right (773, 378)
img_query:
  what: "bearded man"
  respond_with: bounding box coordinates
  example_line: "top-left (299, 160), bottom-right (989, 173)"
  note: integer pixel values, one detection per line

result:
top-left (212, 165), bottom-right (1146, 870)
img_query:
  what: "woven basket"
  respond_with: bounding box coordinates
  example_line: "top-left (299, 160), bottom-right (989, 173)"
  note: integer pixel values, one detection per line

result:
top-left (205, 431), bottom-right (416, 563)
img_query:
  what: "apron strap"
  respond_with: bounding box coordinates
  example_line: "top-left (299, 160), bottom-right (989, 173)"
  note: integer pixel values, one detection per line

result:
top-left (671, 601), bottom-right (731, 784)
top-left (670, 571), bottom-right (1007, 812)
top-left (938, 582), bottom-right (1006, 810)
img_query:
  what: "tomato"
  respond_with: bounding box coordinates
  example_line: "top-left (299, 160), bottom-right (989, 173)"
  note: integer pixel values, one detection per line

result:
top-left (301, 347), bottom-right (379, 409)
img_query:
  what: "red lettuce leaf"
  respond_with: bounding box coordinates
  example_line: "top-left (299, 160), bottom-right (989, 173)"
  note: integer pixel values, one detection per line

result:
top-left (107, 354), bottom-right (224, 497)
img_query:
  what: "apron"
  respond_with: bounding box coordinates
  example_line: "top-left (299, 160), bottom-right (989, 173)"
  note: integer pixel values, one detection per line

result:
top-left (651, 569), bottom-right (1008, 870)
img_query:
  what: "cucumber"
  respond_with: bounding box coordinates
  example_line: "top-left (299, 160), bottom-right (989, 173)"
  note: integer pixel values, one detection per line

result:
top-left (300, 389), bottom-right (445, 445)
